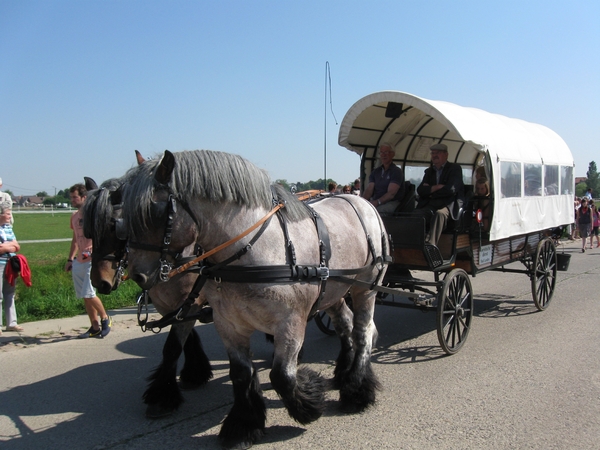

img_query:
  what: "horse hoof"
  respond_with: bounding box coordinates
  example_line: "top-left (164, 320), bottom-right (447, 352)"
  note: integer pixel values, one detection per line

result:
top-left (219, 430), bottom-right (263, 450)
top-left (145, 403), bottom-right (176, 419)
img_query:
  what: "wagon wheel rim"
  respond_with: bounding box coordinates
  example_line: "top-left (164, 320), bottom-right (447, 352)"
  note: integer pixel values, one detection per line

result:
top-left (531, 237), bottom-right (557, 311)
top-left (437, 269), bottom-right (474, 355)
top-left (314, 310), bottom-right (336, 335)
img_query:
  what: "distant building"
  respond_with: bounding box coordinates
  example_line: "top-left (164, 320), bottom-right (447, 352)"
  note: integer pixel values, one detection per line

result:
top-left (18, 196), bottom-right (45, 207)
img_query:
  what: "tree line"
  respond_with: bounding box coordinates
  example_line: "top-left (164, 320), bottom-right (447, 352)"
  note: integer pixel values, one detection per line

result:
top-left (8, 162), bottom-right (593, 205)
top-left (2, 188), bottom-right (72, 206)
top-left (275, 178), bottom-right (355, 192)
top-left (578, 161), bottom-right (599, 198)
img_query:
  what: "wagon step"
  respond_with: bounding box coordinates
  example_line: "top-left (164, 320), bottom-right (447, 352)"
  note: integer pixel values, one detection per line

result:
top-left (424, 243), bottom-right (444, 269)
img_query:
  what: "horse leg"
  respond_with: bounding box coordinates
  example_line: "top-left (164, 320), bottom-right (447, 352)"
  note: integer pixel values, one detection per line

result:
top-left (218, 340), bottom-right (266, 449)
top-left (338, 290), bottom-right (381, 413)
top-left (179, 325), bottom-right (213, 390)
top-left (326, 298), bottom-right (356, 390)
top-left (143, 321), bottom-right (196, 418)
top-left (265, 333), bottom-right (304, 361)
top-left (270, 319), bottom-right (326, 425)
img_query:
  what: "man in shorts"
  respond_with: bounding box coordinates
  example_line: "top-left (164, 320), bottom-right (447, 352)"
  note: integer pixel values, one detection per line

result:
top-left (65, 183), bottom-right (112, 338)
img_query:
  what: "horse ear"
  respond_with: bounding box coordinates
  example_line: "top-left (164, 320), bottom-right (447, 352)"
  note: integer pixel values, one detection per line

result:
top-left (135, 150), bottom-right (146, 165)
top-left (155, 150), bottom-right (175, 185)
top-left (84, 177), bottom-right (98, 191)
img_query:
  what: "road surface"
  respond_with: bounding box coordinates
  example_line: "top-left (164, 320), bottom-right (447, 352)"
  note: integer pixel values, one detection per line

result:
top-left (1, 239), bottom-right (598, 449)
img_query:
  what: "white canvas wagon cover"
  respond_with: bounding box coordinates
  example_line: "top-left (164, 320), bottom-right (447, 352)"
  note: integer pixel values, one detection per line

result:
top-left (339, 91), bottom-right (575, 241)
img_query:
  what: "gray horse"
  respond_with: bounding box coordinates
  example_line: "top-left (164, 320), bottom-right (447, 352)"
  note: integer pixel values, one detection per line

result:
top-left (121, 149), bottom-right (389, 448)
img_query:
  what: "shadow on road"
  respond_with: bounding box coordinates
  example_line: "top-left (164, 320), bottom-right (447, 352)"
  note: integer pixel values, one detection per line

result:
top-left (0, 330), bottom-right (234, 450)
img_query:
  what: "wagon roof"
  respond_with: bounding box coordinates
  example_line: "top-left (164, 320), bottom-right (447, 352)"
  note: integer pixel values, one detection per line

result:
top-left (338, 91), bottom-right (573, 167)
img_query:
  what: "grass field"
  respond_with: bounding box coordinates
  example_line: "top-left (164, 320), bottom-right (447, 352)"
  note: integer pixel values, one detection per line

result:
top-left (13, 211), bottom-right (73, 240)
top-left (8, 212), bottom-right (141, 323)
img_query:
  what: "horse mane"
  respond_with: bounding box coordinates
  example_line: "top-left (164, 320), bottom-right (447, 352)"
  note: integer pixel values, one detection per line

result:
top-left (122, 150), bottom-right (311, 234)
top-left (82, 178), bottom-right (123, 241)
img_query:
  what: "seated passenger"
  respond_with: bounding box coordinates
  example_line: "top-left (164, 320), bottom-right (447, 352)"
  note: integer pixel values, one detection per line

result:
top-left (416, 143), bottom-right (464, 245)
top-left (475, 178), bottom-right (490, 197)
top-left (475, 178), bottom-right (491, 230)
top-left (362, 142), bottom-right (405, 213)
top-left (524, 177), bottom-right (542, 196)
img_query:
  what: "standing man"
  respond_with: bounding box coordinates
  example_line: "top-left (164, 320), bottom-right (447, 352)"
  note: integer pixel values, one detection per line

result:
top-left (416, 143), bottom-right (464, 245)
top-left (65, 183), bottom-right (112, 338)
top-left (362, 142), bottom-right (405, 213)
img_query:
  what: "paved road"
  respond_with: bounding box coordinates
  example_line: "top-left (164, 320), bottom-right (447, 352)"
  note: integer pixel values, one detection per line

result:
top-left (1, 239), bottom-right (599, 449)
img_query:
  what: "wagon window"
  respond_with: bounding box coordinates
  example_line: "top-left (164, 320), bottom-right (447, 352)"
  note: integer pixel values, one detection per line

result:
top-left (404, 164), bottom-right (429, 187)
top-left (524, 163), bottom-right (542, 196)
top-left (501, 161), bottom-right (521, 198)
top-left (544, 165), bottom-right (559, 196)
top-left (561, 166), bottom-right (574, 195)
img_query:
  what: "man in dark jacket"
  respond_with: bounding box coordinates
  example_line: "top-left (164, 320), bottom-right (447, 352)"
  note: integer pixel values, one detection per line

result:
top-left (416, 143), bottom-right (464, 245)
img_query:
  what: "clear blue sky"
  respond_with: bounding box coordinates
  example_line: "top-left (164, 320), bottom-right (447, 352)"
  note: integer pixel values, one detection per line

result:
top-left (1, 0), bottom-right (598, 196)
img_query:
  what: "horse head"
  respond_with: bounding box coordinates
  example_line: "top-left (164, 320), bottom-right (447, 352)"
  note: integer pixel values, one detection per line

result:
top-left (125, 151), bottom-right (200, 290)
top-left (82, 176), bottom-right (128, 294)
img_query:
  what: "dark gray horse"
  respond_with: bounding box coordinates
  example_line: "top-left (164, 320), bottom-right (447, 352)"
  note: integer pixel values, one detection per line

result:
top-left (82, 174), bottom-right (212, 418)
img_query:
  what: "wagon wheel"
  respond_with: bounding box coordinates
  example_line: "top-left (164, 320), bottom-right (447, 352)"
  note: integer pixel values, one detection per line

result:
top-left (314, 293), bottom-right (353, 336)
top-left (531, 237), bottom-right (557, 311)
top-left (314, 311), bottom-right (336, 336)
top-left (436, 269), bottom-right (474, 355)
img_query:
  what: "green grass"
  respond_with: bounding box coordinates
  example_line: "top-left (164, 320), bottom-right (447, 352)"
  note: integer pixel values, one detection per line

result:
top-left (10, 213), bottom-right (142, 323)
top-left (13, 211), bottom-right (73, 240)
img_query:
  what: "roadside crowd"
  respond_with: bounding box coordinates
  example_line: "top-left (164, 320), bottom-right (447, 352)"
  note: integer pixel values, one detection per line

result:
top-left (571, 188), bottom-right (599, 253)
top-left (0, 177), bottom-right (111, 338)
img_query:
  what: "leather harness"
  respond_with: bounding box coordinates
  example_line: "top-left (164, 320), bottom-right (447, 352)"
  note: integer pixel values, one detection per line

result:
top-left (132, 190), bottom-right (390, 332)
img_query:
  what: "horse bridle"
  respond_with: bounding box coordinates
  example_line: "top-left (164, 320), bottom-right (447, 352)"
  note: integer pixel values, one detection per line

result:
top-left (126, 188), bottom-right (203, 282)
top-left (105, 204), bottom-right (129, 287)
top-left (85, 188), bottom-right (129, 288)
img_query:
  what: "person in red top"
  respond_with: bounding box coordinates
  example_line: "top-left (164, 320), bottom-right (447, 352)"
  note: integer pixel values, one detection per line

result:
top-left (65, 183), bottom-right (112, 338)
